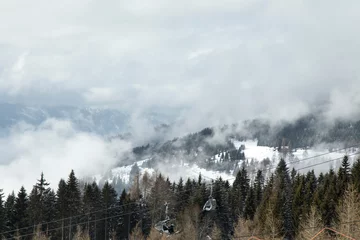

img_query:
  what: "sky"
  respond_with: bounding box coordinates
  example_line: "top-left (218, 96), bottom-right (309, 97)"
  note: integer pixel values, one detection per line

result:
top-left (1, 0), bottom-right (360, 193)
top-left (0, 0), bottom-right (360, 124)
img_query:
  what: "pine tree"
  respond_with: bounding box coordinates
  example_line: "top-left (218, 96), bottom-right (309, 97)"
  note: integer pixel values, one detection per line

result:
top-left (102, 181), bottom-right (118, 239)
top-left (352, 158), bottom-right (360, 192)
top-left (254, 170), bottom-right (264, 208)
top-left (338, 155), bottom-right (351, 196)
top-left (82, 182), bottom-right (103, 239)
top-left (27, 173), bottom-right (52, 233)
top-left (27, 186), bottom-right (41, 232)
top-left (4, 192), bottom-right (16, 238)
top-left (0, 189), bottom-right (4, 239)
top-left (303, 170), bottom-right (317, 215)
top-left (43, 190), bottom-right (56, 238)
top-left (255, 174), bottom-right (274, 231)
top-left (36, 172), bottom-right (51, 229)
top-left (274, 159), bottom-right (294, 239)
top-left (66, 170), bottom-right (81, 239)
top-left (244, 185), bottom-right (256, 221)
top-left (319, 169), bottom-right (339, 228)
top-left (292, 174), bottom-right (305, 234)
top-left (14, 186), bottom-right (29, 236)
top-left (232, 166), bottom-right (249, 219)
top-left (213, 179), bottom-right (232, 239)
top-left (55, 179), bottom-right (67, 240)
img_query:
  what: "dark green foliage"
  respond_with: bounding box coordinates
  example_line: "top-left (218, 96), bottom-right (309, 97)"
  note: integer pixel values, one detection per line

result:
top-left (244, 186), bottom-right (256, 220)
top-left (102, 181), bottom-right (118, 239)
top-left (338, 155), bottom-right (351, 195)
top-left (66, 170), bottom-right (82, 239)
top-left (0, 189), bottom-right (4, 238)
top-left (274, 159), bottom-right (294, 239)
top-left (231, 166), bottom-right (249, 219)
top-left (3, 153), bottom-right (360, 239)
top-left (352, 158), bottom-right (360, 192)
top-left (4, 192), bottom-right (16, 238)
top-left (254, 170), bottom-right (264, 208)
top-left (14, 186), bottom-right (29, 236)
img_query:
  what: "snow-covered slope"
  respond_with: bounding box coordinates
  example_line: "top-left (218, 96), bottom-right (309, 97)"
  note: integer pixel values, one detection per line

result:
top-left (95, 139), bottom-right (359, 190)
top-left (96, 158), bottom-right (236, 187)
top-left (233, 139), bottom-right (359, 175)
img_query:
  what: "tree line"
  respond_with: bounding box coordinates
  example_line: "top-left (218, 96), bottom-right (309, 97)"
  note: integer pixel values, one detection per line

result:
top-left (1, 155), bottom-right (360, 239)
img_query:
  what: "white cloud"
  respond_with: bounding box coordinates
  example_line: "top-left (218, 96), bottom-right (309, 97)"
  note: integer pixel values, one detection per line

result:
top-left (83, 87), bottom-right (117, 104)
top-left (0, 0), bottom-right (360, 127)
top-left (0, 119), bottom-right (132, 195)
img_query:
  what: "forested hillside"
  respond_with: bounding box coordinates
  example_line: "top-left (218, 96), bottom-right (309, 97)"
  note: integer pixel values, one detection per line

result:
top-left (1, 155), bottom-right (360, 239)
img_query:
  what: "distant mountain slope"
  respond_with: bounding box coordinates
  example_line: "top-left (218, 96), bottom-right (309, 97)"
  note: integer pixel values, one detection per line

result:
top-left (0, 102), bottom-right (172, 136)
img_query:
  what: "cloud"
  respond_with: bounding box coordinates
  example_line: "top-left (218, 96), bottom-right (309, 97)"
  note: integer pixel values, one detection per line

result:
top-left (83, 87), bottom-right (118, 104)
top-left (0, 0), bottom-right (360, 129)
top-left (0, 119), bottom-right (132, 195)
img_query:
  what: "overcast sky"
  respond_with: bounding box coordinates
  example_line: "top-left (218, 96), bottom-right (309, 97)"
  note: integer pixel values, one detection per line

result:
top-left (1, 0), bottom-right (360, 193)
top-left (1, 0), bottom-right (360, 125)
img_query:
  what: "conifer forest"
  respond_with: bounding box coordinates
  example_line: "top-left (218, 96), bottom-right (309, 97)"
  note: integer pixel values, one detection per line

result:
top-left (1, 156), bottom-right (360, 239)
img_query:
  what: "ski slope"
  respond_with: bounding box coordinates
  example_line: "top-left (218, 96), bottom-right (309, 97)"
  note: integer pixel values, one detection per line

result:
top-left (232, 139), bottom-right (360, 174)
top-left (95, 140), bottom-right (360, 186)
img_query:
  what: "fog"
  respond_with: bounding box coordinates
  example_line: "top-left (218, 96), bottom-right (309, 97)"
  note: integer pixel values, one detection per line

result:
top-left (0, 119), bottom-right (131, 195)
top-left (1, 0), bottom-right (360, 193)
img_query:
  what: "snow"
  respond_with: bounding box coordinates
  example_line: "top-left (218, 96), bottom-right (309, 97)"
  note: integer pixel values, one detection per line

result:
top-left (233, 139), bottom-right (278, 162)
top-left (95, 157), bottom-right (235, 186)
top-left (232, 139), bottom-right (360, 174)
top-left (94, 139), bottom-right (360, 187)
top-left (108, 158), bottom-right (155, 184)
top-left (185, 164), bottom-right (235, 184)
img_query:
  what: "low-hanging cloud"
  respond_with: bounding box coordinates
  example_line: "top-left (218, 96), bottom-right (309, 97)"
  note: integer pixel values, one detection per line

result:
top-left (1, 0), bottom-right (360, 193)
top-left (1, 0), bottom-right (360, 129)
top-left (0, 119), bottom-right (132, 195)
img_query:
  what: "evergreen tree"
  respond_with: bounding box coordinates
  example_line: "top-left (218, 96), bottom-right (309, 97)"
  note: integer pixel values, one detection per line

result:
top-left (36, 172), bottom-right (51, 228)
top-left (0, 189), bottom-right (4, 238)
top-left (319, 169), bottom-right (339, 228)
top-left (292, 174), bottom-right (305, 234)
top-left (274, 159), bottom-right (294, 239)
top-left (66, 170), bottom-right (81, 239)
top-left (352, 158), bottom-right (360, 192)
top-left (14, 186), bottom-right (29, 237)
top-left (303, 170), bottom-right (317, 214)
top-left (254, 170), bottom-right (264, 208)
top-left (116, 189), bottom-right (131, 239)
top-left (231, 166), bottom-right (249, 219)
top-left (55, 179), bottom-right (68, 240)
top-left (213, 179), bottom-right (232, 239)
top-left (27, 186), bottom-right (41, 232)
top-left (102, 181), bottom-right (118, 239)
top-left (27, 172), bottom-right (52, 232)
top-left (82, 182), bottom-right (103, 239)
top-left (244, 185), bottom-right (256, 220)
top-left (4, 192), bottom-right (16, 238)
top-left (43, 190), bottom-right (56, 238)
top-left (338, 155), bottom-right (351, 196)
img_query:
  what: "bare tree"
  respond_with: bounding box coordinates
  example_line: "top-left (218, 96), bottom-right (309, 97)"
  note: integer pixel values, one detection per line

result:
top-left (338, 184), bottom-right (360, 239)
top-left (298, 206), bottom-right (322, 239)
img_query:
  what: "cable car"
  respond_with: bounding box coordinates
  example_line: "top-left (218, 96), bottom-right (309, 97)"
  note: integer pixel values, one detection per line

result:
top-left (203, 184), bottom-right (217, 211)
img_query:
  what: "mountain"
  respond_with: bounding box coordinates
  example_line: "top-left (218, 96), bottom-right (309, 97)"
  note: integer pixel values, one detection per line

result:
top-left (0, 102), bottom-right (173, 136)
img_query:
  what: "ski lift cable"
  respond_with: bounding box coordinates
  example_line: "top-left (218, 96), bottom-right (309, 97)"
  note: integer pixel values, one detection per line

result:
top-left (0, 190), bottom-right (200, 240)
top-left (8, 185), bottom-right (229, 240)
top-left (0, 185), bottom-right (193, 236)
top-left (295, 151), bottom-right (359, 172)
top-left (191, 145), bottom-right (359, 183)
